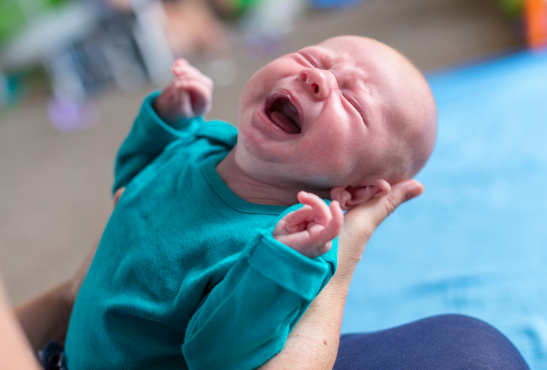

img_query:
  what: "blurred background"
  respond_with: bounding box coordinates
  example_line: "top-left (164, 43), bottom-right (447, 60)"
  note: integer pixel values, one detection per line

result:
top-left (1, 0), bottom-right (546, 364)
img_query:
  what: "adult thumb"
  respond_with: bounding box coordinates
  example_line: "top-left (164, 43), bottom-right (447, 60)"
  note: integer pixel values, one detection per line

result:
top-left (342, 179), bottom-right (424, 241)
top-left (374, 179), bottom-right (424, 225)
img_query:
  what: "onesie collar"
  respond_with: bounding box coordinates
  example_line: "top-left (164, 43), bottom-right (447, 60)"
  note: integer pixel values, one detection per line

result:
top-left (201, 153), bottom-right (290, 215)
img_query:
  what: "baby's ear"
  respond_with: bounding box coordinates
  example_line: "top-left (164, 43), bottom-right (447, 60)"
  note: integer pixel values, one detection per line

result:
top-left (330, 179), bottom-right (391, 210)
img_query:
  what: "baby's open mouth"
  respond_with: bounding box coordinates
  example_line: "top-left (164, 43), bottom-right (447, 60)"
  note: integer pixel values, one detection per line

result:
top-left (265, 97), bottom-right (302, 134)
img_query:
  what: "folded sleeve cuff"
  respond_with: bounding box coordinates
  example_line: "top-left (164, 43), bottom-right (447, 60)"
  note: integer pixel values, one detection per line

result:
top-left (244, 229), bottom-right (328, 301)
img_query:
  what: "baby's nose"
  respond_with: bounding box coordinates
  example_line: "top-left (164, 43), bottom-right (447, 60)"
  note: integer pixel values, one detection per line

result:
top-left (298, 69), bottom-right (330, 100)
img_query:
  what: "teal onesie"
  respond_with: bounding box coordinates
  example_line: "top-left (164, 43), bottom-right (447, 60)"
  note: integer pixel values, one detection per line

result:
top-left (64, 92), bottom-right (338, 370)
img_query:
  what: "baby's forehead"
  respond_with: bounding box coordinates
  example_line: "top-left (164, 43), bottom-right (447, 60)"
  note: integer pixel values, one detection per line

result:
top-left (318, 35), bottom-right (367, 48)
top-left (303, 37), bottom-right (394, 71)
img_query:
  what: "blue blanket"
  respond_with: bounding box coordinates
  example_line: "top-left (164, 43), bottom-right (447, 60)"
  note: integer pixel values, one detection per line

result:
top-left (342, 48), bottom-right (547, 369)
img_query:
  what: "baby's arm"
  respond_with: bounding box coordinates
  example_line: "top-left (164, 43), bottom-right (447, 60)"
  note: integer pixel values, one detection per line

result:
top-left (273, 192), bottom-right (344, 259)
top-left (153, 59), bottom-right (213, 124)
top-left (182, 197), bottom-right (340, 369)
top-left (114, 60), bottom-right (212, 191)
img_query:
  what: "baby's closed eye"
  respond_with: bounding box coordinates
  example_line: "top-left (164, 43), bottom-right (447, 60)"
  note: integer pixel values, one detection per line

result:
top-left (341, 93), bottom-right (365, 124)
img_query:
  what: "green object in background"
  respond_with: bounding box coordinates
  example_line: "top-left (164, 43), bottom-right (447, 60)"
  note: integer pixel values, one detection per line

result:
top-left (500, 0), bottom-right (525, 19)
top-left (0, 0), bottom-right (26, 44)
top-left (0, 0), bottom-right (71, 44)
top-left (47, 0), bottom-right (69, 7)
top-left (212, 0), bottom-right (264, 19)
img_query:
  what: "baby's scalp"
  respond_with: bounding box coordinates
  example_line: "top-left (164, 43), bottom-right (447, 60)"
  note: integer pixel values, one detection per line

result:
top-left (317, 36), bottom-right (437, 184)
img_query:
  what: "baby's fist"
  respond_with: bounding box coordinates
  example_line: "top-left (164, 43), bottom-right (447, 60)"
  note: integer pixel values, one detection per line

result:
top-left (273, 192), bottom-right (344, 259)
top-left (153, 59), bottom-right (213, 125)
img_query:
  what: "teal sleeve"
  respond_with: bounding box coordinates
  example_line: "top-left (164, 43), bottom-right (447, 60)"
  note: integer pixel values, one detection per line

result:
top-left (182, 229), bottom-right (332, 370)
top-left (113, 92), bottom-right (204, 192)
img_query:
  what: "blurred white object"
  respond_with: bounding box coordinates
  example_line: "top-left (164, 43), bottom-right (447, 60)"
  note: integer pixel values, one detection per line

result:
top-left (238, 0), bottom-right (305, 59)
top-left (132, 1), bottom-right (175, 86)
top-left (0, 0), bottom-right (175, 101)
top-left (204, 57), bottom-right (240, 88)
top-left (240, 0), bottom-right (305, 40)
top-left (0, 2), bottom-right (97, 71)
top-left (46, 50), bottom-right (87, 101)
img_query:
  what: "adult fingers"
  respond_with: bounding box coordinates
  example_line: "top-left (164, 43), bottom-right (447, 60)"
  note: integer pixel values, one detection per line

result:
top-left (113, 187), bottom-right (126, 208)
top-left (343, 179), bottom-right (423, 240)
top-left (372, 179), bottom-right (423, 226)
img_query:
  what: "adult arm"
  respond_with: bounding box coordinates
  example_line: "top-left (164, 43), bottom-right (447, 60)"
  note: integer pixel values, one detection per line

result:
top-left (13, 241), bottom-right (97, 351)
top-left (14, 280), bottom-right (75, 352)
top-left (182, 228), bottom-right (336, 370)
top-left (258, 179), bottom-right (424, 370)
top-left (183, 180), bottom-right (422, 370)
top-left (0, 275), bottom-right (41, 370)
top-left (8, 179), bottom-right (421, 368)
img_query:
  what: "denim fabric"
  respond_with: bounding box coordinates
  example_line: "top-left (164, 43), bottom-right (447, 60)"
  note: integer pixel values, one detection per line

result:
top-left (47, 314), bottom-right (528, 369)
top-left (334, 314), bottom-right (529, 370)
top-left (40, 341), bottom-right (66, 370)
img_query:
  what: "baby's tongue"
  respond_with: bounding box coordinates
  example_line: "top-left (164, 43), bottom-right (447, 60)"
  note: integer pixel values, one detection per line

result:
top-left (270, 111), bottom-right (300, 134)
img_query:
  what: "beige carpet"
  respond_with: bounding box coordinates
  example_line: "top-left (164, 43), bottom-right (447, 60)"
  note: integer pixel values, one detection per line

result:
top-left (0, 0), bottom-right (520, 305)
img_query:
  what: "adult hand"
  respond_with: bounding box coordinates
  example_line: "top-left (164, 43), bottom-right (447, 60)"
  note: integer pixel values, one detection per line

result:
top-left (337, 179), bottom-right (424, 278)
top-left (0, 275), bottom-right (41, 369)
top-left (259, 179), bottom-right (424, 370)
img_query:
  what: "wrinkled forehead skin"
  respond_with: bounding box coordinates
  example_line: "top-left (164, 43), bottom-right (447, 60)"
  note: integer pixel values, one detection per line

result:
top-left (317, 36), bottom-right (437, 180)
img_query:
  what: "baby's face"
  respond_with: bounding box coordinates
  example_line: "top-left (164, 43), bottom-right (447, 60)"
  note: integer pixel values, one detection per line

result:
top-left (237, 36), bottom-right (433, 188)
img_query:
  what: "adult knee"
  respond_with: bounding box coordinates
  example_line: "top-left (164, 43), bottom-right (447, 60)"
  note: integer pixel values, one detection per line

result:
top-left (335, 314), bottom-right (529, 370)
top-left (414, 314), bottom-right (528, 370)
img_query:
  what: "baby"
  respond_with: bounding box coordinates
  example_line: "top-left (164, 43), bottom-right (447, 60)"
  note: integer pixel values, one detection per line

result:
top-left (64, 36), bottom-right (436, 370)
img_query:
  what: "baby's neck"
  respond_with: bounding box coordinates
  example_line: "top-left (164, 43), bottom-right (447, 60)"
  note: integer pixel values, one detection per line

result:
top-left (216, 150), bottom-right (329, 206)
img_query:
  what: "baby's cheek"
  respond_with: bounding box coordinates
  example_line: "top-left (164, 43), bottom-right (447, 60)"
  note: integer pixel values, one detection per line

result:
top-left (238, 129), bottom-right (258, 154)
top-left (316, 130), bottom-right (357, 161)
top-left (300, 154), bottom-right (351, 185)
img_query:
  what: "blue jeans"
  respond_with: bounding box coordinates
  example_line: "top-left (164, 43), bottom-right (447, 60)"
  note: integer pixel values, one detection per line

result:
top-left (43, 314), bottom-right (528, 369)
top-left (334, 314), bottom-right (529, 369)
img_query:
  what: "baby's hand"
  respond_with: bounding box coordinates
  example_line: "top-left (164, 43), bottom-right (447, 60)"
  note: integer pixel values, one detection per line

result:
top-left (273, 192), bottom-right (344, 259)
top-left (153, 59), bottom-right (213, 125)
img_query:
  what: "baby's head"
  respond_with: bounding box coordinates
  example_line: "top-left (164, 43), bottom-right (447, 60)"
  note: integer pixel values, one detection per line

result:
top-left (236, 35), bottom-right (437, 209)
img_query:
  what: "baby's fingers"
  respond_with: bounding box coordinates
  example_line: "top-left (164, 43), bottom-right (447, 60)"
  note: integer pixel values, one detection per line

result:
top-left (172, 76), bottom-right (212, 116)
top-left (318, 201), bottom-right (344, 241)
top-left (304, 200), bottom-right (343, 248)
top-left (181, 82), bottom-right (212, 115)
top-left (273, 205), bottom-right (313, 236)
top-left (297, 191), bottom-right (332, 226)
top-left (173, 60), bottom-right (213, 88)
top-left (175, 73), bottom-right (213, 92)
top-left (172, 58), bottom-right (190, 73)
top-left (282, 205), bottom-right (314, 233)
